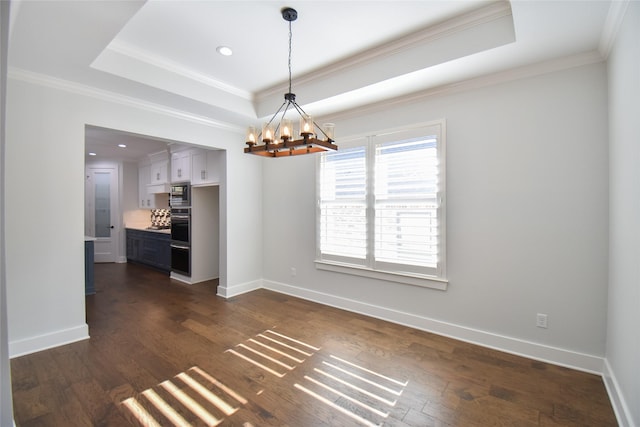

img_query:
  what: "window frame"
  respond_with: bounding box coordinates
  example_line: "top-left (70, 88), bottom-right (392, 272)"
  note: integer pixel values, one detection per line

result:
top-left (315, 120), bottom-right (447, 290)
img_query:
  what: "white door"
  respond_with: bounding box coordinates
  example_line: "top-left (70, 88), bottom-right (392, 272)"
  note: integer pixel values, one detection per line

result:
top-left (85, 166), bottom-right (119, 263)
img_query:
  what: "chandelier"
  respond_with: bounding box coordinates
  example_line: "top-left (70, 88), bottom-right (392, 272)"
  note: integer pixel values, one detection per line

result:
top-left (244, 7), bottom-right (338, 157)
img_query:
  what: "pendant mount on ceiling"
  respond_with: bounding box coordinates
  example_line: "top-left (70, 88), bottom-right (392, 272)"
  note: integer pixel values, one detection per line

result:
top-left (281, 7), bottom-right (297, 22)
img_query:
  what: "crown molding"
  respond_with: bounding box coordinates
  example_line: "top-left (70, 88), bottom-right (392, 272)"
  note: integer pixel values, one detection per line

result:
top-left (598, 0), bottom-right (630, 59)
top-left (7, 47), bottom-right (603, 137)
top-left (256, 1), bottom-right (513, 102)
top-left (8, 67), bottom-right (244, 132)
top-left (320, 50), bottom-right (605, 124)
top-left (104, 40), bottom-right (253, 101)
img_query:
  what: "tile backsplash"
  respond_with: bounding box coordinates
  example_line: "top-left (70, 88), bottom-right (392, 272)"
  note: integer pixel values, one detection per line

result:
top-left (151, 209), bottom-right (171, 228)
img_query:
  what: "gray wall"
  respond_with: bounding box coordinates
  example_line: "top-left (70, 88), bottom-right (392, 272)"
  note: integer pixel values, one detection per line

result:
top-left (4, 74), bottom-right (263, 357)
top-left (0, 0), bottom-right (15, 424)
top-left (262, 62), bottom-right (609, 371)
top-left (606, 2), bottom-right (640, 425)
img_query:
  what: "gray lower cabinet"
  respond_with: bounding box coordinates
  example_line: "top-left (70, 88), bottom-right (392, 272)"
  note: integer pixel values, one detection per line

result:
top-left (85, 240), bottom-right (95, 295)
top-left (126, 229), bottom-right (171, 273)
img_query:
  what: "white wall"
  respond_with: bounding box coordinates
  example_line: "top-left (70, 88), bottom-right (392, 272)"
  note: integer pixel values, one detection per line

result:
top-left (605, 2), bottom-right (640, 426)
top-left (121, 161), bottom-right (139, 214)
top-left (262, 62), bottom-right (609, 372)
top-left (4, 74), bottom-right (263, 356)
top-left (192, 185), bottom-right (220, 283)
top-left (0, 0), bottom-right (15, 423)
top-left (120, 160), bottom-right (142, 260)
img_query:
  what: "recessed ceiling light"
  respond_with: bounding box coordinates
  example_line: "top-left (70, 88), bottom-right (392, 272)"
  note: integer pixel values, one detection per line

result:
top-left (89, 152), bottom-right (97, 156)
top-left (216, 46), bottom-right (233, 56)
top-left (118, 144), bottom-right (127, 148)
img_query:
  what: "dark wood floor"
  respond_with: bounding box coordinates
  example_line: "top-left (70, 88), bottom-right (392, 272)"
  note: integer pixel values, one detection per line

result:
top-left (11, 263), bottom-right (616, 426)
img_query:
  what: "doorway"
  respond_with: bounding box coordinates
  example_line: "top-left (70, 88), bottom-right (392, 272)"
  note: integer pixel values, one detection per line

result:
top-left (83, 125), bottom-right (226, 289)
top-left (85, 165), bottom-right (120, 263)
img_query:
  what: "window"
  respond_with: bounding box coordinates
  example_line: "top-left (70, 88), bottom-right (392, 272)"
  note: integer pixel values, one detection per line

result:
top-left (316, 121), bottom-right (446, 289)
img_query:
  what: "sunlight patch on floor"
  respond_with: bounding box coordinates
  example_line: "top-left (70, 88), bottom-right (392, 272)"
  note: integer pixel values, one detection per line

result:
top-left (141, 389), bottom-right (190, 427)
top-left (120, 366), bottom-right (247, 427)
top-left (121, 332), bottom-right (407, 426)
top-left (295, 354), bottom-right (409, 427)
top-left (225, 329), bottom-right (320, 377)
top-left (159, 380), bottom-right (222, 426)
top-left (121, 397), bottom-right (163, 427)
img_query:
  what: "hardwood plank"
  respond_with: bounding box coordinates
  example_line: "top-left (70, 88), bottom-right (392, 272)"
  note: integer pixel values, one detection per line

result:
top-left (11, 263), bottom-right (617, 426)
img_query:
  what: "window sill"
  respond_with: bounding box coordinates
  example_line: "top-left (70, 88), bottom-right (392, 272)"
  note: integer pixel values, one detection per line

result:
top-left (314, 260), bottom-right (448, 291)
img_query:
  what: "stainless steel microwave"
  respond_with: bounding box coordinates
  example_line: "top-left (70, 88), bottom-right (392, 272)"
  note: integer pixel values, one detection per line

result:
top-left (170, 182), bottom-right (190, 207)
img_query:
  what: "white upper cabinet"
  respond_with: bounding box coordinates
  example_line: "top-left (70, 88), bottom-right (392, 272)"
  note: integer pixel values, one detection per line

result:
top-left (149, 151), bottom-right (169, 185)
top-left (138, 164), bottom-right (154, 208)
top-left (140, 151), bottom-right (171, 209)
top-left (138, 162), bottom-right (170, 209)
top-left (191, 149), bottom-right (222, 185)
top-left (171, 150), bottom-right (191, 183)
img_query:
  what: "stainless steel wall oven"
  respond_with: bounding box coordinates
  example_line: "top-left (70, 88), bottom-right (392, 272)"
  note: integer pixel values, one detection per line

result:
top-left (170, 207), bottom-right (191, 276)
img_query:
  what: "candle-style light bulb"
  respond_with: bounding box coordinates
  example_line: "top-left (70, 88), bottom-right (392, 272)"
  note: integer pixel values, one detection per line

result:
top-left (323, 123), bottom-right (335, 141)
top-left (300, 115), bottom-right (314, 136)
top-left (246, 126), bottom-right (257, 145)
top-left (262, 123), bottom-right (274, 143)
top-left (280, 119), bottom-right (292, 140)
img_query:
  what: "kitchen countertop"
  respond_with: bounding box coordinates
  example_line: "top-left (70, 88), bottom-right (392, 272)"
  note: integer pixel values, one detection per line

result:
top-left (126, 226), bottom-right (171, 234)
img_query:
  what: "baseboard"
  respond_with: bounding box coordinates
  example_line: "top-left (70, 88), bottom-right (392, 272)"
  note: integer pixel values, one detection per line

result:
top-left (9, 324), bottom-right (89, 358)
top-left (602, 358), bottom-right (635, 427)
top-left (217, 279), bottom-right (262, 298)
top-left (263, 280), bottom-right (604, 374)
top-left (170, 272), bottom-right (220, 285)
top-left (191, 275), bottom-right (219, 285)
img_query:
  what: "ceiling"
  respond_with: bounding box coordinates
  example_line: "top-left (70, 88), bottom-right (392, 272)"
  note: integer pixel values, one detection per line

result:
top-left (7, 0), bottom-right (616, 161)
top-left (84, 125), bottom-right (182, 162)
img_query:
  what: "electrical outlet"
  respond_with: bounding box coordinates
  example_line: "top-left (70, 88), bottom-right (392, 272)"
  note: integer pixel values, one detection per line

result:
top-left (536, 313), bottom-right (548, 329)
top-left (290, 267), bottom-right (297, 277)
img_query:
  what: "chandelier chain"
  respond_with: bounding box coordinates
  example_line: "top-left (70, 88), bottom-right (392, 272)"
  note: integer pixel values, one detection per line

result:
top-left (288, 20), bottom-right (293, 95)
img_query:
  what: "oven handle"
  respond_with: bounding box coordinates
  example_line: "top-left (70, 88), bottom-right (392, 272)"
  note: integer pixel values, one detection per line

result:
top-left (170, 243), bottom-right (190, 250)
top-left (172, 214), bottom-right (190, 220)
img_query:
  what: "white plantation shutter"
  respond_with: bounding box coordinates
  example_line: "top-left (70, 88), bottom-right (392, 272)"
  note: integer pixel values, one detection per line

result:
top-left (317, 121), bottom-right (445, 281)
top-left (374, 136), bottom-right (439, 276)
top-left (318, 145), bottom-right (367, 264)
